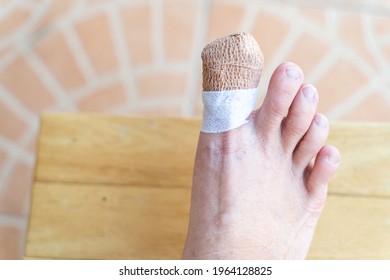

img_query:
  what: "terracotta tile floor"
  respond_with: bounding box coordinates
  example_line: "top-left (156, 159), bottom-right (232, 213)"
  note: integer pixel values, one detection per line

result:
top-left (0, 0), bottom-right (390, 259)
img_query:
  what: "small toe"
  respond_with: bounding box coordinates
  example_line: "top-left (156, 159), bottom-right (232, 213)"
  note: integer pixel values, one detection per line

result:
top-left (293, 113), bottom-right (329, 171)
top-left (281, 85), bottom-right (319, 152)
top-left (255, 62), bottom-right (304, 136)
top-left (306, 145), bottom-right (340, 200)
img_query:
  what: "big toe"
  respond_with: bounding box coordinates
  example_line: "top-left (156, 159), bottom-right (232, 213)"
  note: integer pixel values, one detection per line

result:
top-left (201, 32), bottom-right (264, 133)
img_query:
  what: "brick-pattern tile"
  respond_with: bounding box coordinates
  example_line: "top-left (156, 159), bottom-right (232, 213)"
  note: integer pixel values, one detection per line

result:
top-left (0, 7), bottom-right (30, 38)
top-left (75, 13), bottom-right (118, 76)
top-left (137, 71), bottom-right (187, 100)
top-left (34, 31), bottom-right (86, 91)
top-left (382, 45), bottom-right (390, 65)
top-left (251, 12), bottom-right (290, 65)
top-left (0, 101), bottom-right (27, 141)
top-left (340, 12), bottom-right (379, 70)
top-left (0, 45), bottom-right (12, 60)
top-left (164, 0), bottom-right (199, 62)
top-left (0, 223), bottom-right (23, 259)
top-left (121, 4), bottom-right (153, 66)
top-left (207, 0), bottom-right (246, 41)
top-left (316, 58), bottom-right (368, 113)
top-left (286, 31), bottom-right (330, 74)
top-left (298, 5), bottom-right (326, 26)
top-left (25, 135), bottom-right (38, 155)
top-left (0, 162), bottom-right (33, 216)
top-left (0, 149), bottom-right (7, 169)
top-left (134, 103), bottom-right (183, 117)
top-left (374, 17), bottom-right (390, 36)
top-left (78, 83), bottom-right (126, 112)
top-left (341, 92), bottom-right (390, 122)
top-left (0, 56), bottom-right (55, 113)
top-left (33, 0), bottom-right (75, 32)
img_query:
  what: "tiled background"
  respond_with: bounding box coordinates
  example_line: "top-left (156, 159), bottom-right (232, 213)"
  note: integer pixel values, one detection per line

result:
top-left (0, 0), bottom-right (390, 259)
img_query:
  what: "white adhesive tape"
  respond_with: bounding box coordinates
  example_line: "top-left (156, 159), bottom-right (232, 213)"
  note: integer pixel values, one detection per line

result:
top-left (201, 87), bottom-right (258, 133)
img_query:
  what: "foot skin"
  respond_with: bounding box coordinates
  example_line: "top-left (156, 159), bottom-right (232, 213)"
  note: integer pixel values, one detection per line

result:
top-left (182, 62), bottom-right (340, 260)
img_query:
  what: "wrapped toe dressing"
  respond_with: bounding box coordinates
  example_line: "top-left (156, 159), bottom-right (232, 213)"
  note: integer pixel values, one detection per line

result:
top-left (201, 32), bottom-right (264, 133)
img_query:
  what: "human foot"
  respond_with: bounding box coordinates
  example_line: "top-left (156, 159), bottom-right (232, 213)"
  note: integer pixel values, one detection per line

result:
top-left (182, 33), bottom-right (340, 260)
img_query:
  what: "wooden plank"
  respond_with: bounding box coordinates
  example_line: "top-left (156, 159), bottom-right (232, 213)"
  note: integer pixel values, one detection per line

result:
top-left (26, 182), bottom-right (390, 260)
top-left (28, 114), bottom-right (390, 259)
top-left (26, 182), bottom-right (191, 260)
top-left (35, 114), bottom-right (390, 196)
top-left (35, 114), bottom-right (200, 187)
top-left (308, 194), bottom-right (390, 259)
top-left (327, 122), bottom-right (390, 197)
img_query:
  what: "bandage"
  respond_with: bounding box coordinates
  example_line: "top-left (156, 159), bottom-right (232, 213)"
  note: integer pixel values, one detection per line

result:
top-left (201, 32), bottom-right (264, 133)
top-left (201, 88), bottom-right (258, 133)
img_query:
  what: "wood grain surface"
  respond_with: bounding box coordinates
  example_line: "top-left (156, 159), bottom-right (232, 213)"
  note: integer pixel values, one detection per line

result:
top-left (26, 114), bottom-right (390, 259)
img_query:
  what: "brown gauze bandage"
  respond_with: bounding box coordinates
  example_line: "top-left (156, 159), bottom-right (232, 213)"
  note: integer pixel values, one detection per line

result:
top-left (201, 32), bottom-right (264, 133)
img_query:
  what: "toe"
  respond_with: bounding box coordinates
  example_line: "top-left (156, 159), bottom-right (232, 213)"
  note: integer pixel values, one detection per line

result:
top-left (255, 62), bottom-right (304, 136)
top-left (306, 145), bottom-right (340, 201)
top-left (281, 85), bottom-right (318, 152)
top-left (293, 113), bottom-right (329, 171)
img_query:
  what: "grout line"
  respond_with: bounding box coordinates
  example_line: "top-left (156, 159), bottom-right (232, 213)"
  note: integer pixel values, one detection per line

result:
top-left (0, 214), bottom-right (27, 229)
top-left (134, 62), bottom-right (188, 77)
top-left (134, 96), bottom-right (186, 110)
top-left (239, 2), bottom-right (259, 33)
top-left (323, 4), bottom-right (340, 38)
top-left (0, 0), bottom-right (46, 62)
top-left (0, 86), bottom-right (37, 128)
top-left (61, 23), bottom-right (97, 83)
top-left (299, 8), bottom-right (379, 86)
top-left (363, 14), bottom-right (388, 73)
top-left (24, 51), bottom-right (76, 111)
top-left (377, 75), bottom-right (390, 105)
top-left (117, 0), bottom-right (146, 6)
top-left (17, 0), bottom-right (38, 11)
top-left (293, 0), bottom-right (390, 17)
top-left (378, 36), bottom-right (390, 46)
top-left (0, 136), bottom-right (35, 167)
top-left (0, 49), bottom-right (19, 72)
top-left (67, 0), bottom-right (105, 22)
top-left (305, 48), bottom-right (340, 84)
top-left (182, 0), bottom-right (211, 117)
top-left (342, 47), bottom-right (379, 82)
top-left (68, 0), bottom-right (87, 20)
top-left (331, 25), bottom-right (380, 82)
top-left (106, 3), bottom-right (138, 106)
top-left (105, 104), bottom-right (135, 115)
top-left (0, 132), bottom-right (34, 205)
top-left (0, 0), bottom-right (51, 50)
top-left (326, 82), bottom-right (377, 120)
top-left (17, 120), bottom-right (39, 162)
top-left (68, 71), bottom-right (122, 103)
top-left (258, 6), bottom-right (303, 94)
top-left (0, 0), bottom-right (21, 21)
top-left (151, 0), bottom-right (164, 67)
top-left (0, 149), bottom-right (17, 195)
top-left (109, 97), bottom-right (186, 115)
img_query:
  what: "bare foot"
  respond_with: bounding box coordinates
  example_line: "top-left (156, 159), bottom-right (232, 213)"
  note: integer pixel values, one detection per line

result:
top-left (182, 33), bottom-right (340, 260)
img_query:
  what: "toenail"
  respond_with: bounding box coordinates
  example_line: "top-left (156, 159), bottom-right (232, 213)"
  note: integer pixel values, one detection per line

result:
top-left (314, 114), bottom-right (328, 128)
top-left (327, 154), bottom-right (340, 164)
top-left (286, 67), bottom-right (302, 79)
top-left (303, 86), bottom-right (316, 100)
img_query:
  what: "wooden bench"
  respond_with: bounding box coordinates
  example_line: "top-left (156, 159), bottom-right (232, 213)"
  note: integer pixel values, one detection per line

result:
top-left (25, 114), bottom-right (390, 259)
